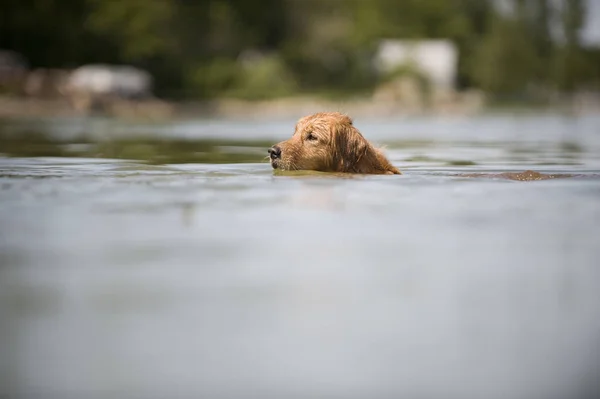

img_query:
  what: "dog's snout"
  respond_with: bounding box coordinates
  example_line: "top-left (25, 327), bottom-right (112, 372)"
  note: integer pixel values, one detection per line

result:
top-left (268, 145), bottom-right (282, 160)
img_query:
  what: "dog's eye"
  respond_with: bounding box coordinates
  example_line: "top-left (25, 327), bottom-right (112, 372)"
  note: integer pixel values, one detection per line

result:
top-left (306, 133), bottom-right (317, 141)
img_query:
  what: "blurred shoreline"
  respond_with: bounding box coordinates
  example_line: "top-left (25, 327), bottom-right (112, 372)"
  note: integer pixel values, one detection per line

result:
top-left (2, 92), bottom-right (599, 123)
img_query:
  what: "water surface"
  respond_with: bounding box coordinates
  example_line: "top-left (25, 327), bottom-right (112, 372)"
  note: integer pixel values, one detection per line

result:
top-left (1, 113), bottom-right (600, 399)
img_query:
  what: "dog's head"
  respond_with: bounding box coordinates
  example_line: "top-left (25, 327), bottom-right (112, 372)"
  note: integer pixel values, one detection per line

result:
top-left (268, 112), bottom-right (400, 175)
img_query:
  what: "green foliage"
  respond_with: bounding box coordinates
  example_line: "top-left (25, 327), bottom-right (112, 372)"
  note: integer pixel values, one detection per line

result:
top-left (471, 17), bottom-right (539, 95)
top-left (85, 0), bottom-right (177, 61)
top-left (187, 58), bottom-right (240, 98)
top-left (1, 0), bottom-right (598, 100)
top-left (187, 55), bottom-right (297, 100)
top-left (231, 55), bottom-right (297, 100)
top-left (553, 46), bottom-right (596, 92)
top-left (554, 0), bottom-right (589, 92)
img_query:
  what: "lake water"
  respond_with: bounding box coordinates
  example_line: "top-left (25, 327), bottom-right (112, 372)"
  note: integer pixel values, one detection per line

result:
top-left (1, 113), bottom-right (600, 399)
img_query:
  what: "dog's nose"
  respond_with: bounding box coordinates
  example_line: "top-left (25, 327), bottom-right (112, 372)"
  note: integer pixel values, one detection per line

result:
top-left (268, 145), bottom-right (281, 160)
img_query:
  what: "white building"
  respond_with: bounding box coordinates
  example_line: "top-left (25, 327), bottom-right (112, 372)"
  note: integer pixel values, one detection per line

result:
top-left (374, 39), bottom-right (458, 91)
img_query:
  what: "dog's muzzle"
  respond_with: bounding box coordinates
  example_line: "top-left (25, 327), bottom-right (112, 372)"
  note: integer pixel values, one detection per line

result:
top-left (268, 145), bottom-right (281, 169)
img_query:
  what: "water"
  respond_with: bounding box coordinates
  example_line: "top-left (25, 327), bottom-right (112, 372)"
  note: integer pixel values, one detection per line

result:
top-left (1, 113), bottom-right (600, 399)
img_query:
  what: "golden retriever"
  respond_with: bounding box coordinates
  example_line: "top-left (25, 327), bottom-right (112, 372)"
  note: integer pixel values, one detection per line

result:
top-left (268, 112), bottom-right (401, 175)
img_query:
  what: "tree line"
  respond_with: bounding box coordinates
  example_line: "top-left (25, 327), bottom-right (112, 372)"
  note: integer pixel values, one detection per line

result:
top-left (1, 0), bottom-right (599, 101)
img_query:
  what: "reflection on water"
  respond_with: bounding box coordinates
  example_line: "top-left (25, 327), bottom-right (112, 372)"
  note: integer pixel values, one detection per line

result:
top-left (0, 129), bottom-right (272, 165)
top-left (1, 114), bottom-right (600, 399)
top-left (2, 113), bottom-right (599, 169)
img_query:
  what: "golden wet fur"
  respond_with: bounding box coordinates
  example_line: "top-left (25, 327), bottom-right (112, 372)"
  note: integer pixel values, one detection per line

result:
top-left (269, 112), bottom-right (400, 175)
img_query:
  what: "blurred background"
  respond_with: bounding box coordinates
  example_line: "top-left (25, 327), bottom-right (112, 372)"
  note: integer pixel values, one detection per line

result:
top-left (1, 0), bottom-right (600, 119)
top-left (1, 2), bottom-right (600, 399)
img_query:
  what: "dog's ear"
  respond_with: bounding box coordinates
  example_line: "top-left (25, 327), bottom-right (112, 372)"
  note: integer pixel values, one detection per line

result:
top-left (332, 120), bottom-right (369, 173)
top-left (331, 117), bottom-right (401, 175)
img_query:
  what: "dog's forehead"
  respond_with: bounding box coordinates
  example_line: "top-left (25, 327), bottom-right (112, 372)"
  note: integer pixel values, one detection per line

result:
top-left (295, 112), bottom-right (351, 132)
top-left (295, 115), bottom-right (313, 130)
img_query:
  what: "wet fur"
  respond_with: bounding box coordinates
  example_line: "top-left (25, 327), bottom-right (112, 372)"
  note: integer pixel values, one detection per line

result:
top-left (271, 112), bottom-right (400, 175)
